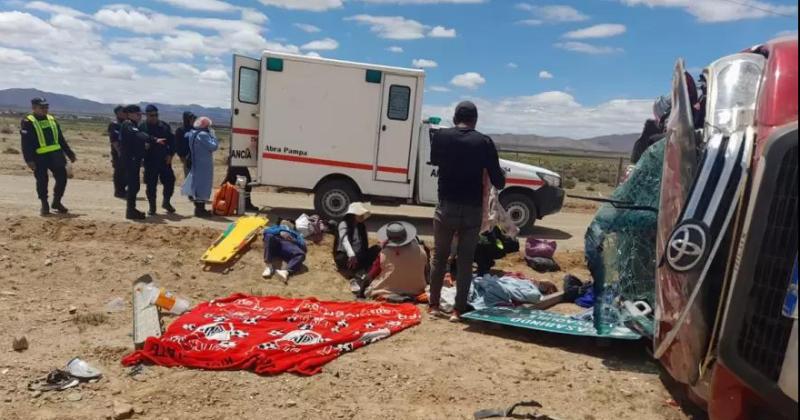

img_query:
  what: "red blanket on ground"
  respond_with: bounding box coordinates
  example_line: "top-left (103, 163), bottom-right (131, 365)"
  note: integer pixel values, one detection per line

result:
top-left (122, 294), bottom-right (420, 376)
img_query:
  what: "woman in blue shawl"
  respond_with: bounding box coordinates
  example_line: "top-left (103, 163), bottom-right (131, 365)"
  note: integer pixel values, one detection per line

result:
top-left (181, 116), bottom-right (219, 217)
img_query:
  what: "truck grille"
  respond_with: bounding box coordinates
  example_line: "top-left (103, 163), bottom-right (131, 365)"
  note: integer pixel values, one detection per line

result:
top-left (736, 145), bottom-right (798, 381)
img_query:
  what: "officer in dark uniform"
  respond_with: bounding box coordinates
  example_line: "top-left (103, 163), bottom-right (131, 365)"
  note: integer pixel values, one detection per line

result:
top-left (119, 104), bottom-right (157, 220)
top-left (20, 97), bottom-right (77, 216)
top-left (174, 111), bottom-right (196, 177)
top-left (108, 105), bottom-right (127, 198)
top-left (139, 105), bottom-right (176, 215)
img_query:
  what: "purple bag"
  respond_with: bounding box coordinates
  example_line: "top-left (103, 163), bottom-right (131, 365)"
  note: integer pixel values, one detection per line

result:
top-left (525, 238), bottom-right (557, 259)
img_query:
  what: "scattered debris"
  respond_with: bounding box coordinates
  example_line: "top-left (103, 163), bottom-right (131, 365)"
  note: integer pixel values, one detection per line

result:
top-left (113, 402), bottom-right (135, 420)
top-left (73, 312), bottom-right (109, 327)
top-left (28, 369), bottom-right (79, 392)
top-left (105, 297), bottom-right (127, 313)
top-left (68, 306), bottom-right (78, 314)
top-left (66, 358), bottom-right (102, 380)
top-left (44, 258), bottom-right (53, 267)
top-left (12, 336), bottom-right (28, 352)
top-left (66, 392), bottom-right (83, 402)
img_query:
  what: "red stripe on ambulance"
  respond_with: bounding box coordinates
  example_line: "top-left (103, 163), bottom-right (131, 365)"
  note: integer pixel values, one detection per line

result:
top-left (262, 152), bottom-right (408, 175)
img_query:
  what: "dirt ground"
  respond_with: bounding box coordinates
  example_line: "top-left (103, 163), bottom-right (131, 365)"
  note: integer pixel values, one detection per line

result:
top-left (0, 117), bottom-right (692, 420)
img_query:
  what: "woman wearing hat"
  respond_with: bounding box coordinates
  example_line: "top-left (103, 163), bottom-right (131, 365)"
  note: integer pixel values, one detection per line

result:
top-left (333, 202), bottom-right (380, 274)
top-left (355, 221), bottom-right (429, 300)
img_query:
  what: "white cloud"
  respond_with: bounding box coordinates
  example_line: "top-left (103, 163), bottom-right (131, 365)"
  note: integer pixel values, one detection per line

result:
top-left (99, 64), bottom-right (137, 80)
top-left (241, 8), bottom-right (269, 24)
top-left (776, 29), bottom-right (798, 38)
top-left (264, 41), bottom-right (301, 54)
top-left (451, 72), bottom-right (486, 89)
top-left (507, 62), bottom-right (519, 69)
top-left (539, 70), bottom-right (554, 79)
top-left (301, 37), bottom-right (340, 50)
top-left (25, 1), bottom-right (85, 17)
top-left (428, 25), bottom-right (457, 37)
top-left (305, 51), bottom-right (322, 58)
top-left (345, 15), bottom-right (428, 40)
top-left (0, 46), bottom-right (38, 67)
top-left (619, 0), bottom-right (797, 22)
top-left (516, 19), bottom-right (543, 26)
top-left (564, 24), bottom-right (627, 39)
top-left (345, 15), bottom-right (457, 40)
top-left (517, 4), bottom-right (590, 22)
top-left (387, 46), bottom-right (404, 53)
top-left (156, 0), bottom-right (238, 12)
top-left (294, 23), bottom-right (322, 33)
top-left (361, 0), bottom-right (484, 3)
top-left (424, 92), bottom-right (652, 137)
top-left (259, 0), bottom-right (343, 12)
top-left (199, 69), bottom-right (230, 82)
top-left (412, 58), bottom-right (438, 68)
top-left (429, 85), bottom-right (451, 92)
top-left (555, 41), bottom-right (623, 55)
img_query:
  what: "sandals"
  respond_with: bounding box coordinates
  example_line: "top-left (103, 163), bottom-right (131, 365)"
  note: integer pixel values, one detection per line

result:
top-left (28, 359), bottom-right (102, 393)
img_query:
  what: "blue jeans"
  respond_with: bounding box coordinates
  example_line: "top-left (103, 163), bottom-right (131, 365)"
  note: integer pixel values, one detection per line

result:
top-left (263, 233), bottom-right (306, 274)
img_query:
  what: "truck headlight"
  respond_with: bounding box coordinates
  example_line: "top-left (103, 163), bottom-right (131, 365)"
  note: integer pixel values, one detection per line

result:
top-left (706, 53), bottom-right (766, 136)
top-left (537, 172), bottom-right (561, 188)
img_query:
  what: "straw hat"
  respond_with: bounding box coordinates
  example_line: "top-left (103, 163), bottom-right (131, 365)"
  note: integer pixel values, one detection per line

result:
top-left (346, 202), bottom-right (371, 219)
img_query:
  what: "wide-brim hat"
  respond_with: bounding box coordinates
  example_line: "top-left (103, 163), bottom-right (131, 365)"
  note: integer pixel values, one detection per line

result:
top-left (346, 202), bottom-right (371, 218)
top-left (377, 221), bottom-right (417, 248)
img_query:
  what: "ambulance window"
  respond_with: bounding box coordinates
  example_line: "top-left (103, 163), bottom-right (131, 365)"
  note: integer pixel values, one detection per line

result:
top-left (387, 85), bottom-right (411, 121)
top-left (238, 67), bottom-right (259, 104)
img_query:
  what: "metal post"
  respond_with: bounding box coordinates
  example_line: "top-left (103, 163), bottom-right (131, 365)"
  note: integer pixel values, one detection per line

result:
top-left (615, 157), bottom-right (625, 186)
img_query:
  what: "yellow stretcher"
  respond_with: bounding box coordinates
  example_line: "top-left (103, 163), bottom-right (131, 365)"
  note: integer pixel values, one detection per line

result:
top-left (201, 216), bottom-right (268, 264)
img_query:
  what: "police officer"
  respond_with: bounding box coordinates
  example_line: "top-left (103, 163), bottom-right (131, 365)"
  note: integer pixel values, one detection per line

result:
top-left (108, 105), bottom-right (127, 198)
top-left (119, 105), bottom-right (158, 220)
top-left (20, 97), bottom-right (77, 216)
top-left (140, 105), bottom-right (176, 215)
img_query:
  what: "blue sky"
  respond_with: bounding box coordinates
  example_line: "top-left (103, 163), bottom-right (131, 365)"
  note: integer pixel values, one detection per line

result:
top-left (0, 0), bottom-right (797, 137)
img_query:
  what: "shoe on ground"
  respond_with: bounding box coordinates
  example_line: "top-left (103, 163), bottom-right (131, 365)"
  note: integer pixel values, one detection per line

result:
top-left (162, 202), bottom-right (176, 214)
top-left (194, 208), bottom-right (212, 218)
top-left (349, 278), bottom-right (362, 294)
top-left (262, 265), bottom-right (274, 279)
top-left (448, 311), bottom-right (462, 323)
top-left (114, 192), bottom-right (126, 199)
top-left (148, 208), bottom-right (157, 216)
top-left (51, 202), bottom-right (68, 214)
top-left (427, 306), bottom-right (444, 320)
top-left (276, 269), bottom-right (289, 284)
top-left (40, 202), bottom-right (50, 216)
top-left (126, 209), bottom-right (146, 220)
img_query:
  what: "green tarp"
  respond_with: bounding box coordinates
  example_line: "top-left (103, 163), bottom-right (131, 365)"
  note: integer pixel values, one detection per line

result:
top-left (462, 307), bottom-right (641, 340)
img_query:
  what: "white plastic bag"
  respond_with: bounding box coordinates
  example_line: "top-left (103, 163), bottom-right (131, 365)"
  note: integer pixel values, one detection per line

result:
top-left (295, 213), bottom-right (311, 237)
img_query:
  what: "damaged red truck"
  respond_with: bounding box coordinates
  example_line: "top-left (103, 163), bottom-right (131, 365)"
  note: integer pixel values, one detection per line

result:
top-left (655, 37), bottom-right (798, 419)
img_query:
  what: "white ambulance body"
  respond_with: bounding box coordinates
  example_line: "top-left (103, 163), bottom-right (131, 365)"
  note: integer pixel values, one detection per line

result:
top-left (230, 51), bottom-right (565, 229)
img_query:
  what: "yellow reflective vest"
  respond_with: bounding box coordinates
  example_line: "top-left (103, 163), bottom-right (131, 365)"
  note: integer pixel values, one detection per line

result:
top-left (26, 114), bottom-right (62, 155)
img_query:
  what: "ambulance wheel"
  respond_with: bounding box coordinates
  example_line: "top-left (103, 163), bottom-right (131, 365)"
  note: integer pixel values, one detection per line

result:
top-left (315, 179), bottom-right (360, 220)
top-left (500, 192), bottom-right (537, 232)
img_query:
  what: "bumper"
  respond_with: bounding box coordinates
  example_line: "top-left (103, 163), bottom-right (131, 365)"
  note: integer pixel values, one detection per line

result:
top-left (534, 185), bottom-right (565, 218)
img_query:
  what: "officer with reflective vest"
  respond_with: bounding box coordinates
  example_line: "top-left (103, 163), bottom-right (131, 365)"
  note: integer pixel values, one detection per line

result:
top-left (20, 97), bottom-right (77, 216)
top-left (139, 105), bottom-right (176, 215)
top-left (108, 105), bottom-right (127, 199)
top-left (119, 104), bottom-right (158, 220)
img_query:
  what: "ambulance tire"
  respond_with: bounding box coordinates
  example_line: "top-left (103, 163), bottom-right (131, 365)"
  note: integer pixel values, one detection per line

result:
top-left (315, 179), bottom-right (361, 221)
top-left (500, 192), bottom-right (538, 233)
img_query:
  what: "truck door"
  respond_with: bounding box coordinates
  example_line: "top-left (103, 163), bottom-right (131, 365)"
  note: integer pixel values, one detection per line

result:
top-left (375, 74), bottom-right (417, 183)
top-left (417, 124), bottom-right (440, 204)
top-left (230, 55), bottom-right (261, 168)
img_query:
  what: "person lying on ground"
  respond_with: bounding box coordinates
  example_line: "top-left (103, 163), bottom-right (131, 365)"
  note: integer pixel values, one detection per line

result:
top-left (262, 220), bottom-right (307, 283)
top-left (333, 202), bottom-right (380, 275)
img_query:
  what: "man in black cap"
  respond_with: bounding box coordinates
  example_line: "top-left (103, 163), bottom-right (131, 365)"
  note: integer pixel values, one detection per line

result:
top-left (119, 104), bottom-right (159, 220)
top-left (20, 97), bottom-right (77, 216)
top-left (140, 105), bottom-right (176, 215)
top-left (174, 111), bottom-right (196, 177)
top-left (108, 105), bottom-right (127, 198)
top-left (428, 101), bottom-right (505, 321)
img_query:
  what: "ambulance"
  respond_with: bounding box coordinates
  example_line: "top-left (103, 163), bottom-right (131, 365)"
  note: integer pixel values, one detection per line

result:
top-left (229, 51), bottom-right (564, 229)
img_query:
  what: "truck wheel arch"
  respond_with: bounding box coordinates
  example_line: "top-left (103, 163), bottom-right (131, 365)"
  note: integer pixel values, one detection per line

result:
top-left (313, 174), bottom-right (363, 220)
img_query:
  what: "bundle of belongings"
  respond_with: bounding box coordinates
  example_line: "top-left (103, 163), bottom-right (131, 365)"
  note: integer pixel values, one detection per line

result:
top-left (350, 222), bottom-right (430, 303)
top-left (294, 213), bottom-right (327, 244)
top-left (524, 238), bottom-right (561, 273)
top-left (122, 294), bottom-right (420, 376)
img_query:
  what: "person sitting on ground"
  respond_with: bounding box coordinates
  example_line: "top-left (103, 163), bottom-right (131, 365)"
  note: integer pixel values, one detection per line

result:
top-left (262, 220), bottom-right (307, 284)
top-left (181, 116), bottom-right (219, 217)
top-left (333, 202), bottom-right (380, 274)
top-left (352, 222), bottom-right (429, 301)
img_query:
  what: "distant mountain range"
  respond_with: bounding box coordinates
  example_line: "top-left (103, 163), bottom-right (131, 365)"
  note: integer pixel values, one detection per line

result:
top-left (0, 88), bottom-right (639, 154)
top-left (0, 88), bottom-right (230, 125)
